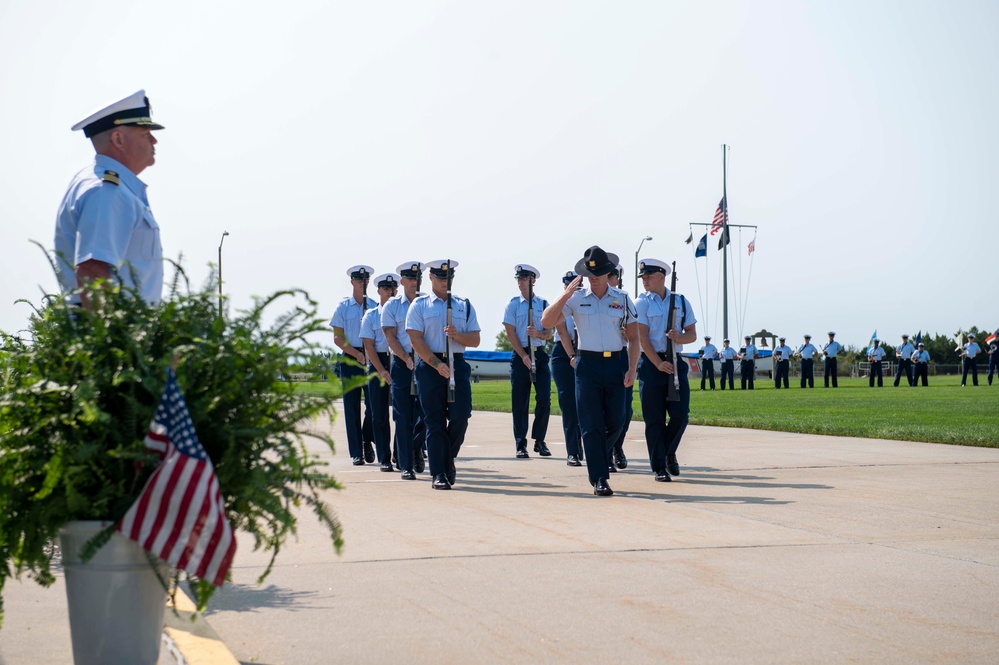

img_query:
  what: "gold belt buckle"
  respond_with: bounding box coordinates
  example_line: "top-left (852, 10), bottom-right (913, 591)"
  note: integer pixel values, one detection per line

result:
top-left (602, 351), bottom-right (612, 358)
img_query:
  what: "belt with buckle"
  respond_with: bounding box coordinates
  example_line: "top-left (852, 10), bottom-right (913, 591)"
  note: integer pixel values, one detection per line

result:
top-left (579, 350), bottom-right (624, 359)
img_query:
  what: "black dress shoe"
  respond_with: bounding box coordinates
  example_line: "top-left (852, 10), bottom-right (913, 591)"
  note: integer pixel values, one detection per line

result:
top-left (351, 457), bottom-right (364, 466)
top-left (607, 463), bottom-right (617, 473)
top-left (613, 449), bottom-right (628, 469)
top-left (535, 441), bottom-right (551, 457)
top-left (516, 446), bottom-right (529, 459)
top-left (566, 455), bottom-right (581, 467)
top-left (446, 458), bottom-right (456, 486)
top-left (363, 442), bottom-right (376, 464)
top-left (380, 463), bottom-right (394, 472)
top-left (423, 449), bottom-right (428, 458)
top-left (593, 478), bottom-right (614, 496)
top-left (655, 470), bottom-right (672, 482)
top-left (432, 474), bottom-right (451, 490)
top-left (391, 450), bottom-right (398, 466)
top-left (413, 451), bottom-right (426, 474)
top-left (667, 454), bottom-right (680, 476)
top-left (401, 470), bottom-right (416, 480)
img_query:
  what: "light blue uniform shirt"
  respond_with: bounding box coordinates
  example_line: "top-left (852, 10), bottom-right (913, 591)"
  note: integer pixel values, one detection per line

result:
top-left (964, 342), bottom-right (981, 359)
top-left (380, 292), bottom-right (417, 355)
top-left (700, 343), bottom-right (718, 359)
top-left (54, 155), bottom-right (163, 304)
top-left (773, 345), bottom-right (792, 361)
top-left (897, 342), bottom-right (916, 358)
top-left (561, 287), bottom-right (637, 353)
top-left (554, 313), bottom-right (576, 343)
top-left (502, 295), bottom-right (548, 348)
top-left (721, 346), bottom-right (738, 360)
top-left (359, 306), bottom-right (389, 353)
top-left (912, 349), bottom-right (930, 363)
top-left (798, 343), bottom-right (819, 359)
top-left (869, 346), bottom-right (887, 362)
top-left (330, 295), bottom-right (378, 348)
top-left (406, 292), bottom-right (480, 354)
top-left (635, 290), bottom-right (696, 354)
top-left (823, 340), bottom-right (843, 357)
top-left (742, 344), bottom-right (757, 360)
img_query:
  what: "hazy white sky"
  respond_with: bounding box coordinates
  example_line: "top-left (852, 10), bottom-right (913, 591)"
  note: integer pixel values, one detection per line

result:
top-left (2, 0), bottom-right (996, 349)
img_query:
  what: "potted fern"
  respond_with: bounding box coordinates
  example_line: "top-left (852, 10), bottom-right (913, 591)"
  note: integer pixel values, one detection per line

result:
top-left (0, 258), bottom-right (356, 664)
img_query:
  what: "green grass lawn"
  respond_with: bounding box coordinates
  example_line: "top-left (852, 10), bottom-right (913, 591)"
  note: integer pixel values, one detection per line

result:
top-left (294, 374), bottom-right (998, 447)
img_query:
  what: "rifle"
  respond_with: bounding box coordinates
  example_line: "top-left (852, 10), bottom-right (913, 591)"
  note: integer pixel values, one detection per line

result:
top-left (446, 260), bottom-right (456, 403)
top-left (360, 273), bottom-right (369, 364)
top-left (411, 270), bottom-right (422, 396)
top-left (527, 275), bottom-right (537, 383)
top-left (664, 261), bottom-right (680, 402)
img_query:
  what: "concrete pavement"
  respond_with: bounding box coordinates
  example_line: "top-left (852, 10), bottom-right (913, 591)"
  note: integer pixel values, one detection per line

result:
top-left (2, 407), bottom-right (997, 663)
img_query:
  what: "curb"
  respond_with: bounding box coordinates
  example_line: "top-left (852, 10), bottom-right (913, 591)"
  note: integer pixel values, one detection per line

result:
top-left (162, 589), bottom-right (239, 665)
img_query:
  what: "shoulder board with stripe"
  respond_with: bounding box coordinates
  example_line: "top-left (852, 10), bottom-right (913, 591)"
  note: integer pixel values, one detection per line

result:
top-left (101, 170), bottom-right (120, 185)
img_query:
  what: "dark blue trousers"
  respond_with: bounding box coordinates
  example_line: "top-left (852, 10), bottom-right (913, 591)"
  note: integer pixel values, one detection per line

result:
top-left (550, 344), bottom-right (582, 458)
top-left (775, 360), bottom-right (789, 388)
top-left (720, 359), bottom-right (735, 389)
top-left (740, 360), bottom-right (755, 389)
top-left (914, 362), bottom-right (929, 386)
top-left (367, 353), bottom-right (393, 465)
top-left (800, 358), bottom-right (814, 388)
top-left (989, 356), bottom-right (998, 385)
top-left (575, 353), bottom-right (627, 486)
top-left (415, 356), bottom-right (472, 478)
top-left (824, 358), bottom-right (838, 387)
top-left (612, 385), bottom-right (634, 460)
top-left (869, 361), bottom-right (883, 387)
top-left (510, 349), bottom-right (551, 449)
top-left (337, 355), bottom-right (373, 459)
top-left (962, 358), bottom-right (979, 386)
top-left (638, 354), bottom-right (690, 472)
top-left (390, 356), bottom-right (425, 473)
top-left (700, 359), bottom-right (715, 390)
top-left (894, 358), bottom-right (913, 387)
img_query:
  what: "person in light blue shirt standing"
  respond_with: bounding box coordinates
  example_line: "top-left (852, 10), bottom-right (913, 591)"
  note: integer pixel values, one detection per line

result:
top-left (739, 335), bottom-right (757, 390)
top-left (773, 337), bottom-right (792, 388)
top-left (868, 338), bottom-right (887, 387)
top-left (894, 334), bottom-right (916, 387)
top-left (961, 334), bottom-right (981, 386)
top-left (551, 271), bottom-right (583, 466)
top-left (382, 261), bottom-right (427, 480)
top-left (719, 339), bottom-right (737, 390)
top-left (331, 265), bottom-right (378, 465)
top-left (55, 90), bottom-right (165, 308)
top-left (699, 336), bottom-right (718, 390)
top-left (987, 335), bottom-right (999, 386)
top-left (406, 260), bottom-right (481, 490)
top-left (542, 246), bottom-right (639, 497)
top-left (795, 335), bottom-right (819, 388)
top-left (635, 258), bottom-right (697, 482)
top-left (502, 264), bottom-right (552, 459)
top-left (912, 343), bottom-right (931, 386)
top-left (822, 332), bottom-right (843, 388)
top-left (360, 273), bottom-right (400, 472)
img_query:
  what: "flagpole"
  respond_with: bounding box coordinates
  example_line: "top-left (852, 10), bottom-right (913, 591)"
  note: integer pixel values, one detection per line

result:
top-left (722, 144), bottom-right (729, 340)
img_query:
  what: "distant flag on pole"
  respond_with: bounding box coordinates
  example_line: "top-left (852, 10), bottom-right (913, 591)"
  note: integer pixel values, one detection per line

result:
top-left (748, 238), bottom-right (755, 256)
top-left (865, 329), bottom-right (877, 355)
top-left (717, 225), bottom-right (730, 250)
top-left (684, 232), bottom-right (693, 244)
top-left (914, 330), bottom-right (922, 346)
top-left (710, 197), bottom-right (727, 236)
top-left (986, 329), bottom-right (998, 346)
top-left (117, 368), bottom-right (236, 587)
top-left (694, 234), bottom-right (708, 258)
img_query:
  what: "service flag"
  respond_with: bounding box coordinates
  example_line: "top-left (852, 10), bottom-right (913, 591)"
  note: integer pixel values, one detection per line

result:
top-left (986, 330), bottom-right (998, 346)
top-left (710, 197), bottom-right (727, 236)
top-left (717, 225), bottom-right (730, 250)
top-left (865, 330), bottom-right (877, 355)
top-left (748, 239), bottom-right (755, 256)
top-left (117, 368), bottom-right (236, 587)
top-left (684, 232), bottom-right (693, 244)
top-left (694, 234), bottom-right (708, 258)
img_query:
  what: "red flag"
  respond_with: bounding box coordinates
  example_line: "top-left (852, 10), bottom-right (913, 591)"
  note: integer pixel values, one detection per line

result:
top-left (986, 331), bottom-right (997, 346)
top-left (117, 369), bottom-right (236, 586)
top-left (710, 197), bottom-right (727, 236)
top-left (748, 239), bottom-right (755, 256)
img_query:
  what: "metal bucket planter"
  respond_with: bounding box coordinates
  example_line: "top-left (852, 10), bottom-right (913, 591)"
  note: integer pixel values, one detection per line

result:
top-left (59, 521), bottom-right (169, 665)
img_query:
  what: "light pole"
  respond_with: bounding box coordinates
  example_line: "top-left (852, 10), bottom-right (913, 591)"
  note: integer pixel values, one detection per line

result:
top-left (634, 235), bottom-right (652, 295)
top-left (218, 231), bottom-right (229, 318)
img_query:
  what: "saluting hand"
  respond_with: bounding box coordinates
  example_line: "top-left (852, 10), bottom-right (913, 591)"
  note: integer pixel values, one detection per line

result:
top-left (566, 275), bottom-right (583, 293)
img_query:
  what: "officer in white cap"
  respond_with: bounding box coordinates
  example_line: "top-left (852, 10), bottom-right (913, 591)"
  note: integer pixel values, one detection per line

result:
top-left (502, 264), bottom-right (553, 458)
top-left (635, 258), bottom-right (697, 481)
top-left (360, 273), bottom-right (401, 472)
top-left (822, 332), bottom-right (843, 388)
top-left (894, 334), bottom-right (916, 387)
top-left (406, 260), bottom-right (481, 490)
top-left (738, 335), bottom-right (757, 389)
top-left (382, 261), bottom-right (427, 479)
top-left (912, 342), bottom-right (931, 386)
top-left (719, 338), bottom-right (737, 390)
top-left (541, 246), bottom-right (639, 497)
top-left (867, 338), bottom-right (886, 387)
top-left (551, 270), bottom-right (584, 466)
top-left (55, 90), bottom-right (165, 308)
top-left (795, 335), bottom-right (819, 388)
top-left (698, 336), bottom-right (718, 390)
top-left (607, 263), bottom-right (634, 471)
top-left (773, 337), bottom-right (791, 388)
top-left (330, 265), bottom-right (378, 465)
top-left (961, 333), bottom-right (981, 386)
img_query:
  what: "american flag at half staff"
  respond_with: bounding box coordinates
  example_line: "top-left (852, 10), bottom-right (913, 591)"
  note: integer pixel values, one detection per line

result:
top-left (710, 196), bottom-right (727, 236)
top-left (117, 368), bottom-right (236, 587)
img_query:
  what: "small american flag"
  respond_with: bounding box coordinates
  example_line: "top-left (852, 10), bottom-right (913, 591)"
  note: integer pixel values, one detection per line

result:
top-left (710, 197), bottom-right (727, 236)
top-left (748, 239), bottom-right (755, 256)
top-left (117, 368), bottom-right (236, 586)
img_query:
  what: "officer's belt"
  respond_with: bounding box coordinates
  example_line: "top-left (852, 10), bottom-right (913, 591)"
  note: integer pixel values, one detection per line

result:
top-left (579, 350), bottom-right (624, 359)
top-left (434, 352), bottom-right (464, 362)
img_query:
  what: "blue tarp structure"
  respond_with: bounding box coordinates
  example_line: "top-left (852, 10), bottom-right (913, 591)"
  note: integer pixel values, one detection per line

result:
top-left (465, 350), bottom-right (512, 362)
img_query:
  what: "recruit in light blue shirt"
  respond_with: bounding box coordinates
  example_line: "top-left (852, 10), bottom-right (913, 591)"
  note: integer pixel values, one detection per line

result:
top-left (561, 287), bottom-right (637, 353)
top-left (380, 292), bottom-right (417, 355)
top-left (635, 290), bottom-right (696, 354)
top-left (823, 340), bottom-right (843, 357)
top-left (721, 346), bottom-right (738, 360)
top-left (742, 344), bottom-right (757, 359)
top-left (330, 295), bottom-right (378, 347)
top-left (797, 343), bottom-right (819, 359)
top-left (359, 306), bottom-right (389, 353)
top-left (405, 292), bottom-right (480, 354)
top-left (502, 295), bottom-right (548, 348)
top-left (54, 155), bottom-right (163, 304)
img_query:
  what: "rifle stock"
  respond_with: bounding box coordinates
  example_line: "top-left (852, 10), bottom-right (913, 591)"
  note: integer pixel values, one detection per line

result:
top-left (527, 277), bottom-right (537, 383)
top-left (446, 260), bottom-right (456, 403)
top-left (664, 262), bottom-right (680, 402)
